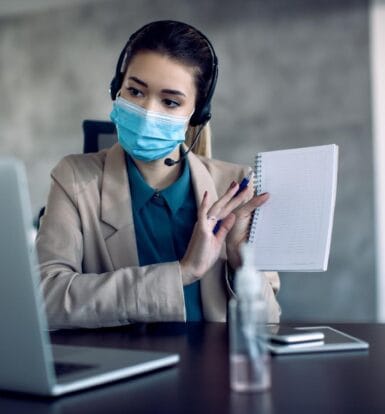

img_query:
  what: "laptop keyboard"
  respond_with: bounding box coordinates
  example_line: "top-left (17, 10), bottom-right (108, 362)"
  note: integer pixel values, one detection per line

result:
top-left (54, 361), bottom-right (96, 377)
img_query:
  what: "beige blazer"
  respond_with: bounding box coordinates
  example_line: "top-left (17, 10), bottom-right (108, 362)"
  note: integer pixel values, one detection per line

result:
top-left (36, 144), bottom-right (281, 329)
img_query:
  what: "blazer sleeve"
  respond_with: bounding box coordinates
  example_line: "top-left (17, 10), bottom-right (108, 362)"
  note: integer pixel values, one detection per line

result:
top-left (36, 158), bottom-right (186, 329)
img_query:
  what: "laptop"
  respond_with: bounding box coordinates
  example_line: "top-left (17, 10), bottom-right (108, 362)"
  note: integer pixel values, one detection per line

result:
top-left (0, 158), bottom-right (179, 397)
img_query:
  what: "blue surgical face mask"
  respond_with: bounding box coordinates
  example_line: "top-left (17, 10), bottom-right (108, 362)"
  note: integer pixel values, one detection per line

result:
top-left (110, 97), bottom-right (190, 162)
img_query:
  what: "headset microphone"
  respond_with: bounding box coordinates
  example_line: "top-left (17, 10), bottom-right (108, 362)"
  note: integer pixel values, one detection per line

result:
top-left (164, 121), bottom-right (207, 166)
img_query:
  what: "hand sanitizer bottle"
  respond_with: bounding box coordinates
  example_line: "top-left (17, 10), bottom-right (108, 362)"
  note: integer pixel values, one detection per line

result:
top-left (229, 243), bottom-right (271, 392)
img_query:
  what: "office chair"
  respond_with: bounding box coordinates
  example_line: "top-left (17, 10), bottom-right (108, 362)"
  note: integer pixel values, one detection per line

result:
top-left (35, 120), bottom-right (117, 230)
top-left (82, 119), bottom-right (117, 153)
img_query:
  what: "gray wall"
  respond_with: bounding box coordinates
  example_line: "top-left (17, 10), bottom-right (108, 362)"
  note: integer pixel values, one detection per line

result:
top-left (0, 0), bottom-right (374, 321)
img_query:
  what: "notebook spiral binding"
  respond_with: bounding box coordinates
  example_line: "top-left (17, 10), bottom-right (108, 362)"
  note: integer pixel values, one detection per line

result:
top-left (248, 154), bottom-right (262, 243)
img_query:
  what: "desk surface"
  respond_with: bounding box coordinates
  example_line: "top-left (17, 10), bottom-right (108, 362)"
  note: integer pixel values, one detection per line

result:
top-left (0, 322), bottom-right (384, 413)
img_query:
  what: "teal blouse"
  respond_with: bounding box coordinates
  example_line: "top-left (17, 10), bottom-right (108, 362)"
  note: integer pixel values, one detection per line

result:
top-left (125, 154), bottom-right (203, 321)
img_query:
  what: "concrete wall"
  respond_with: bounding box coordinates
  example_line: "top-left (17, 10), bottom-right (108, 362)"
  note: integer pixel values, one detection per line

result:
top-left (0, 0), bottom-right (374, 321)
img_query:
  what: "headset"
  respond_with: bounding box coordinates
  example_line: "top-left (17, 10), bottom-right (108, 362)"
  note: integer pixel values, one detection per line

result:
top-left (110, 20), bottom-right (218, 127)
top-left (109, 21), bottom-right (218, 165)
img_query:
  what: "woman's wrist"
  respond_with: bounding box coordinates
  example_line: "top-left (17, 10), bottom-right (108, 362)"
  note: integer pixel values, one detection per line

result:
top-left (180, 259), bottom-right (199, 286)
top-left (226, 246), bottom-right (241, 271)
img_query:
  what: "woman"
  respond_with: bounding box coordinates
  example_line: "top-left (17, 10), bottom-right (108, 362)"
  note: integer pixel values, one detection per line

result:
top-left (36, 20), bottom-right (280, 329)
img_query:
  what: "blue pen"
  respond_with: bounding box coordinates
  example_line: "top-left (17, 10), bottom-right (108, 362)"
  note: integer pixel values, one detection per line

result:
top-left (213, 170), bottom-right (253, 234)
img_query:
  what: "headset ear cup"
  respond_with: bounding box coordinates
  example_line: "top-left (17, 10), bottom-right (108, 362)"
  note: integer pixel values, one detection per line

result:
top-left (189, 103), bottom-right (211, 127)
top-left (189, 111), bottom-right (200, 127)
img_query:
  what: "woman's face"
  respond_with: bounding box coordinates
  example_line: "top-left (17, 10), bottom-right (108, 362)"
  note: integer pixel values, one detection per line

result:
top-left (120, 51), bottom-right (197, 117)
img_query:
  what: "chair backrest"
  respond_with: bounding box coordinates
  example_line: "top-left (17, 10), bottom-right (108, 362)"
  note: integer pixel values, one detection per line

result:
top-left (82, 120), bottom-right (117, 153)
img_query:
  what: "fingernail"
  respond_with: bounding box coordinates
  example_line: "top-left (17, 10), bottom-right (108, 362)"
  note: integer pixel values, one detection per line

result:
top-left (230, 181), bottom-right (237, 189)
top-left (204, 190), bottom-right (208, 198)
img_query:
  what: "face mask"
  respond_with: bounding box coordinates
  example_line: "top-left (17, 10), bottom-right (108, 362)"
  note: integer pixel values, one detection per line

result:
top-left (110, 97), bottom-right (190, 162)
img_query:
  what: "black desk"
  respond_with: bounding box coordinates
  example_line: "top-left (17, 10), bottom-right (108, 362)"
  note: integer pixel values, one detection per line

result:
top-left (0, 322), bottom-right (384, 413)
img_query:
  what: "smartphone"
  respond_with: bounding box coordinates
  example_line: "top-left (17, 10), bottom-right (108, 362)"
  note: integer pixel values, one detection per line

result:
top-left (266, 326), bottom-right (369, 355)
top-left (266, 326), bottom-right (325, 344)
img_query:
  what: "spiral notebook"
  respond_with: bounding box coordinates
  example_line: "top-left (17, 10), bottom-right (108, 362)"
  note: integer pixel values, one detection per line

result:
top-left (248, 144), bottom-right (338, 271)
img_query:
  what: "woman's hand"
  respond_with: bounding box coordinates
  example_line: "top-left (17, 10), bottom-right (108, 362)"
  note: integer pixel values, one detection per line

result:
top-left (226, 190), bottom-right (269, 270)
top-left (180, 181), bottom-right (250, 285)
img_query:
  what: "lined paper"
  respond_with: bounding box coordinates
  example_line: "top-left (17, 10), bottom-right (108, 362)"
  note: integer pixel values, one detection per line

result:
top-left (249, 144), bottom-right (338, 271)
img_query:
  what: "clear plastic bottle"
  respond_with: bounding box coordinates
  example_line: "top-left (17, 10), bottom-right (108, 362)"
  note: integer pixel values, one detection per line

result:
top-left (229, 244), bottom-right (271, 392)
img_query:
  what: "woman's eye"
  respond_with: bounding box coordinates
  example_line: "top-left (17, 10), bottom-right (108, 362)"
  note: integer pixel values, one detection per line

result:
top-left (163, 99), bottom-right (180, 108)
top-left (127, 87), bottom-right (143, 97)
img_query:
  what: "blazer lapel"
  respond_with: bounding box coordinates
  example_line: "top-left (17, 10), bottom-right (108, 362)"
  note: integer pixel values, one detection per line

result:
top-left (101, 144), bottom-right (139, 268)
top-left (187, 150), bottom-right (219, 210)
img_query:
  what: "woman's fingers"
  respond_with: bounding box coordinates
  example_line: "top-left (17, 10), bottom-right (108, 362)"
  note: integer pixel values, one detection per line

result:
top-left (215, 188), bottom-right (251, 219)
top-left (198, 191), bottom-right (209, 220)
top-left (199, 184), bottom-right (269, 235)
top-left (206, 181), bottom-right (239, 217)
top-left (198, 191), bottom-right (221, 232)
top-left (206, 180), bottom-right (252, 219)
top-left (181, 186), bottom-right (264, 282)
top-left (215, 213), bottom-right (236, 242)
top-left (236, 193), bottom-right (269, 218)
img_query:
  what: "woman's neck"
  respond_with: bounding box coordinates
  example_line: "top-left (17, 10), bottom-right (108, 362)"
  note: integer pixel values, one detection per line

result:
top-left (132, 147), bottom-right (183, 190)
